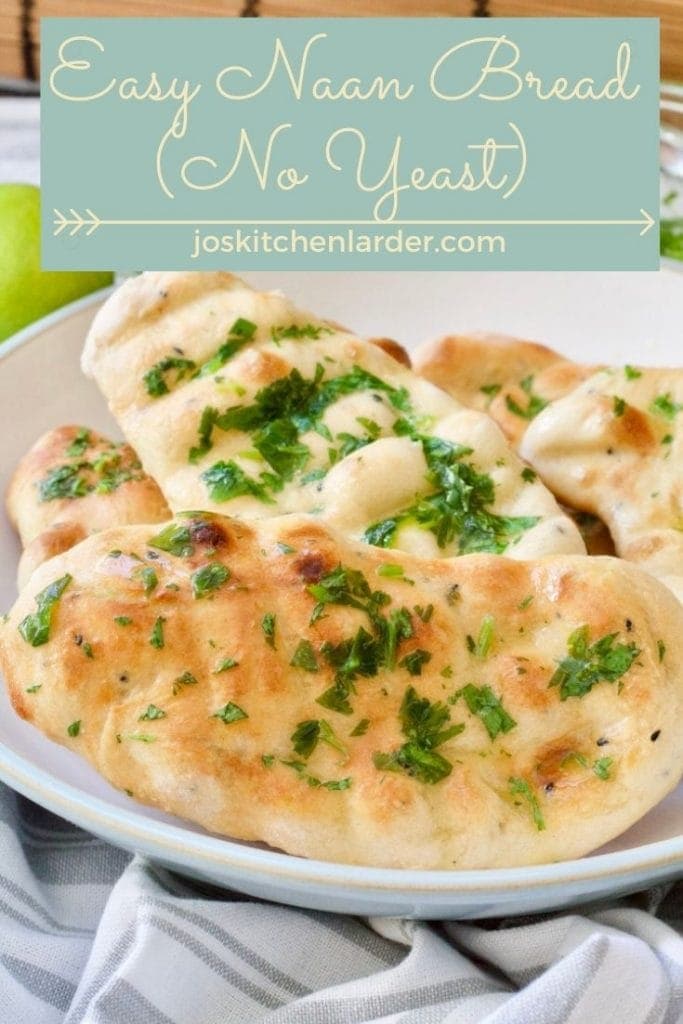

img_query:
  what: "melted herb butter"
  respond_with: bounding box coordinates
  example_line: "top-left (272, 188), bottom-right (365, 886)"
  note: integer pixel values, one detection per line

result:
top-left (363, 435), bottom-right (539, 554)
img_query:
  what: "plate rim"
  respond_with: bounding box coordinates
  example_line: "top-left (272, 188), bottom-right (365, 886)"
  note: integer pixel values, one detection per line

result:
top-left (1, 283), bottom-right (683, 899)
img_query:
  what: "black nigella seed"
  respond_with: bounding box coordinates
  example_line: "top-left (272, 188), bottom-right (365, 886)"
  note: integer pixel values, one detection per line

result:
top-left (74, 634), bottom-right (83, 646)
top-left (596, 737), bottom-right (609, 746)
top-left (544, 782), bottom-right (555, 794)
top-left (147, 551), bottom-right (159, 560)
top-left (119, 673), bottom-right (129, 683)
top-left (625, 619), bottom-right (633, 632)
top-left (651, 730), bottom-right (661, 742)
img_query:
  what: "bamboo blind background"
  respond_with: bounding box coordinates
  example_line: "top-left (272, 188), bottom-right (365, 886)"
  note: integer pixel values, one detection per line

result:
top-left (1, 0), bottom-right (680, 84)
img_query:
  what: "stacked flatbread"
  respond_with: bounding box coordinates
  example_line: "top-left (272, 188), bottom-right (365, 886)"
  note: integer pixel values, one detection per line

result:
top-left (1, 272), bottom-right (682, 871)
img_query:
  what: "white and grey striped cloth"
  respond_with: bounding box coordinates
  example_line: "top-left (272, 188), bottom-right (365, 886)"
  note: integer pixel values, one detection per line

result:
top-left (4, 91), bottom-right (683, 1024)
top-left (3, 780), bottom-right (683, 1023)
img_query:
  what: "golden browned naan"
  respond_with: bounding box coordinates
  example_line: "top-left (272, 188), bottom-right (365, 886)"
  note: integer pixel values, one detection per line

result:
top-left (6, 425), bottom-right (169, 588)
top-left (413, 333), bottom-right (596, 449)
top-left (1, 511), bottom-right (680, 870)
top-left (522, 367), bottom-right (683, 601)
top-left (80, 272), bottom-right (584, 562)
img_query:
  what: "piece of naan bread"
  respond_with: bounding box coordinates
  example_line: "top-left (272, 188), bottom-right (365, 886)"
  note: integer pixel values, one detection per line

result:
top-left (1, 511), bottom-right (680, 870)
top-left (522, 367), bottom-right (683, 601)
top-left (413, 333), bottom-right (596, 449)
top-left (81, 272), bottom-right (584, 562)
top-left (7, 425), bottom-right (169, 588)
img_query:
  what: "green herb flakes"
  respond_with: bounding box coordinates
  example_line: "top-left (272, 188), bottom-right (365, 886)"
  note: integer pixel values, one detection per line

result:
top-left (212, 702), bottom-right (248, 725)
top-left (290, 640), bottom-right (318, 672)
top-left (262, 613), bottom-right (277, 649)
top-left (549, 625), bottom-right (639, 700)
top-left (456, 684), bottom-right (516, 740)
top-left (191, 563), bottom-right (230, 598)
top-left (67, 720), bottom-right (81, 738)
top-left (139, 704), bottom-right (166, 721)
top-left (149, 616), bottom-right (166, 650)
top-left (508, 776), bottom-right (545, 830)
top-left (350, 718), bottom-right (370, 737)
top-left (504, 376), bottom-right (548, 421)
top-left (373, 686), bottom-right (464, 785)
top-left (149, 523), bottom-right (193, 557)
top-left (173, 671), bottom-right (198, 694)
top-left (18, 574), bottom-right (72, 647)
top-left (114, 616), bottom-right (133, 627)
top-left (214, 658), bottom-right (238, 674)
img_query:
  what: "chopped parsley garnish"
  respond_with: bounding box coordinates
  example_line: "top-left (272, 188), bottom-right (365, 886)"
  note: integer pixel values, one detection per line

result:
top-left (81, 641), bottom-right (94, 659)
top-left (149, 523), bottom-right (193, 557)
top-left (39, 463), bottom-right (91, 501)
top-left (398, 649), bottom-right (431, 676)
top-left (290, 640), bottom-right (319, 672)
top-left (173, 670), bottom-right (198, 694)
top-left (143, 355), bottom-right (196, 397)
top-left (549, 625), bottom-right (640, 700)
top-left (363, 435), bottom-right (539, 554)
top-left (271, 322), bottom-right (333, 342)
top-left (521, 467), bottom-right (537, 483)
top-left (378, 563), bottom-right (406, 579)
top-left (649, 392), bottom-right (683, 421)
top-left (67, 720), bottom-right (81, 738)
top-left (25, 684), bottom-right (42, 694)
top-left (114, 616), bottom-right (133, 626)
top-left (613, 396), bottom-right (626, 417)
top-left (139, 704), bottom-right (166, 721)
top-left (18, 574), bottom-right (72, 647)
top-left (455, 684), bottom-right (516, 740)
top-left (308, 565), bottom-right (417, 716)
top-left (373, 686), bottom-right (464, 785)
top-left (261, 613), bottom-right (277, 649)
top-left (519, 595), bottom-right (534, 611)
top-left (202, 460), bottom-right (275, 504)
top-left (194, 363), bottom-right (413, 503)
top-left (350, 718), bottom-right (370, 737)
top-left (624, 365), bottom-right (642, 380)
top-left (508, 777), bottom-right (545, 830)
top-left (191, 563), bottom-right (230, 598)
top-left (658, 640), bottom-right (666, 663)
top-left (593, 756), bottom-right (614, 781)
top-left (66, 428), bottom-right (91, 457)
top-left (280, 759), bottom-right (351, 790)
top-left (149, 616), bottom-right (166, 649)
top-left (277, 542), bottom-right (296, 555)
top-left (291, 719), bottom-right (345, 759)
top-left (504, 376), bottom-right (548, 421)
top-left (212, 702), bottom-right (248, 724)
top-left (120, 732), bottom-right (156, 744)
top-left (261, 754), bottom-right (275, 768)
top-left (475, 615), bottom-right (495, 658)
top-left (214, 658), bottom-right (238, 673)
top-left (135, 566), bottom-right (158, 596)
top-left (194, 318), bottom-right (257, 378)
top-left (414, 604), bottom-right (434, 623)
top-left (480, 383), bottom-right (501, 398)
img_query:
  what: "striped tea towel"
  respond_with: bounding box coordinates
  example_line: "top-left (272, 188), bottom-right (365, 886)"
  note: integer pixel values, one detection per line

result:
top-left (2, 782), bottom-right (683, 1024)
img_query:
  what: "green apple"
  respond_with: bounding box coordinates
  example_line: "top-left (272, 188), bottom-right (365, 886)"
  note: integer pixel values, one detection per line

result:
top-left (0, 184), bottom-right (113, 343)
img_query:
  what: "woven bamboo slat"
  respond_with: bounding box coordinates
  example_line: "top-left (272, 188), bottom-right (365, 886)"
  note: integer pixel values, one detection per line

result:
top-left (1, 0), bottom-right (680, 85)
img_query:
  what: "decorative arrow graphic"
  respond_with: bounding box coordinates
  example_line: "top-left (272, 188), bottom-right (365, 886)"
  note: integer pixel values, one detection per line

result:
top-left (53, 208), bottom-right (656, 238)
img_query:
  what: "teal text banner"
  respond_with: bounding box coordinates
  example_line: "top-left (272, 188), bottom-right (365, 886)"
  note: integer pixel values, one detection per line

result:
top-left (41, 18), bottom-right (659, 270)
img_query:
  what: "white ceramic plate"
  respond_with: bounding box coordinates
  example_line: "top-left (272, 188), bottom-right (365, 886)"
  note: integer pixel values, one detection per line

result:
top-left (1, 271), bottom-right (682, 920)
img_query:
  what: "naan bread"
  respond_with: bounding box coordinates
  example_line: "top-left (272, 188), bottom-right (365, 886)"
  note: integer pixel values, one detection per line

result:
top-left (7, 425), bottom-right (169, 588)
top-left (522, 367), bottom-right (683, 601)
top-left (81, 272), bottom-right (584, 561)
top-left (1, 511), bottom-right (680, 870)
top-left (413, 333), bottom-right (595, 449)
